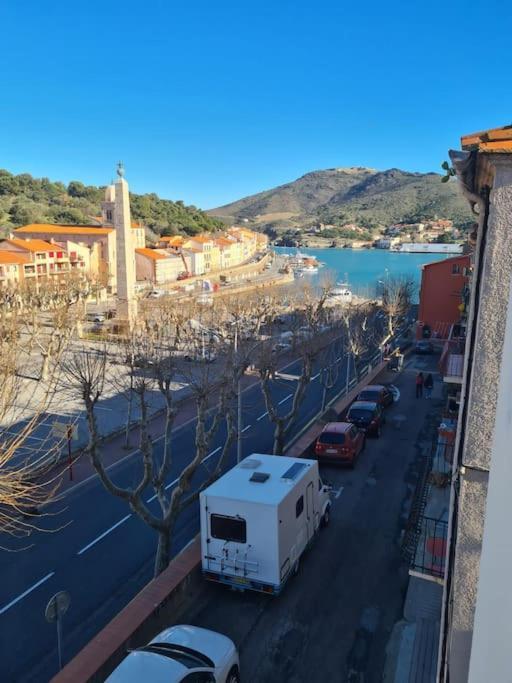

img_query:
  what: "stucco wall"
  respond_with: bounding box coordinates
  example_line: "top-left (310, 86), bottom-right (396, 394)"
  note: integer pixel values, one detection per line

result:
top-left (447, 155), bottom-right (512, 682)
top-left (463, 158), bottom-right (512, 471)
top-left (468, 275), bottom-right (512, 682)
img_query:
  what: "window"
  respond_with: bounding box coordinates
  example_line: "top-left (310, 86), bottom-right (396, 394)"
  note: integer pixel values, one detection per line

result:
top-left (296, 495), bottom-right (304, 518)
top-left (210, 514), bottom-right (246, 543)
top-left (49, 251), bottom-right (54, 258)
top-left (106, 209), bottom-right (113, 221)
top-left (452, 264), bottom-right (460, 275)
top-left (318, 432), bottom-right (345, 445)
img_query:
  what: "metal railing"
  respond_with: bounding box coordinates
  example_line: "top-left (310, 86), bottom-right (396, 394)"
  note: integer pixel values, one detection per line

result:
top-left (410, 516), bottom-right (448, 579)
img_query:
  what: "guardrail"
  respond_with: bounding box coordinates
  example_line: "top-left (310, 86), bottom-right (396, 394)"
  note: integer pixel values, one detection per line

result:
top-left (410, 516), bottom-right (448, 579)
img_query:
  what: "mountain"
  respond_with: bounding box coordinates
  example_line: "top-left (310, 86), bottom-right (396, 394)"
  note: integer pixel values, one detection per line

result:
top-left (208, 167), bottom-right (473, 231)
top-left (0, 169), bottom-right (223, 238)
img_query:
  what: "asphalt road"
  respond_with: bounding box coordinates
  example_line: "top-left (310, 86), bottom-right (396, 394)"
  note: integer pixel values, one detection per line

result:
top-left (179, 354), bottom-right (440, 682)
top-left (0, 339), bottom-right (383, 682)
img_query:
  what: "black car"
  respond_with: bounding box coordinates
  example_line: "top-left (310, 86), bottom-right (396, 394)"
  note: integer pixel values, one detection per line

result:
top-left (356, 384), bottom-right (394, 408)
top-left (345, 401), bottom-right (384, 437)
top-left (415, 340), bottom-right (434, 354)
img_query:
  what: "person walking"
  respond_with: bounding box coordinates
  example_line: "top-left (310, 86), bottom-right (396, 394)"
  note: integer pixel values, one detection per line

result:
top-left (424, 373), bottom-right (434, 399)
top-left (415, 371), bottom-right (424, 398)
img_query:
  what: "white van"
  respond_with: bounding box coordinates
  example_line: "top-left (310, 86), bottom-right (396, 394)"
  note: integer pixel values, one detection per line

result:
top-left (200, 454), bottom-right (331, 595)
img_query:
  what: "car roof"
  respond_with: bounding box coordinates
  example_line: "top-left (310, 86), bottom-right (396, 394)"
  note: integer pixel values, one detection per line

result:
top-left (349, 401), bottom-right (378, 410)
top-left (359, 385), bottom-right (385, 392)
top-left (322, 422), bottom-right (352, 433)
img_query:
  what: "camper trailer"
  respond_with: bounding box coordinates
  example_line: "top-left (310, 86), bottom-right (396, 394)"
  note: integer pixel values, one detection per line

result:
top-left (200, 454), bottom-right (331, 595)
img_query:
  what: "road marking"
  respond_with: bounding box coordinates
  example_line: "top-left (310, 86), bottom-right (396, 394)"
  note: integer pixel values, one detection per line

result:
top-left (311, 372), bottom-right (320, 381)
top-left (257, 411), bottom-right (268, 421)
top-left (278, 393), bottom-right (293, 405)
top-left (146, 447), bottom-right (223, 503)
top-left (333, 486), bottom-right (344, 499)
top-left (0, 572), bottom-right (55, 615)
top-left (77, 514), bottom-right (132, 556)
top-left (241, 424), bottom-right (252, 433)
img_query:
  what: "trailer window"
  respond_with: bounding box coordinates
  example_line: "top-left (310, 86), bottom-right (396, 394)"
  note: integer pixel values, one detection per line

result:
top-left (296, 495), bottom-right (304, 518)
top-left (210, 514), bottom-right (246, 543)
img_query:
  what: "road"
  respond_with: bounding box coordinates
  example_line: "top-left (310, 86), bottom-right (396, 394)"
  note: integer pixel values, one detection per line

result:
top-left (0, 336), bottom-right (384, 682)
top-left (179, 354), bottom-right (440, 682)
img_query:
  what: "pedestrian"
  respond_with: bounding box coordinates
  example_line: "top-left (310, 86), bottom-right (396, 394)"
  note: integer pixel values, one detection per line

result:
top-left (415, 371), bottom-right (424, 398)
top-left (424, 373), bottom-right (433, 399)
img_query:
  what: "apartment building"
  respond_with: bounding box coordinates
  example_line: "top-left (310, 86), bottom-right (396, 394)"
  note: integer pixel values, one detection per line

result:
top-left (431, 124), bottom-right (512, 683)
top-left (0, 250), bottom-right (30, 286)
top-left (0, 238), bottom-right (71, 283)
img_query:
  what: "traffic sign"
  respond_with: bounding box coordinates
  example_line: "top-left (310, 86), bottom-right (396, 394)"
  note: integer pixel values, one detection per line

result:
top-left (45, 591), bottom-right (70, 671)
top-left (45, 591), bottom-right (70, 623)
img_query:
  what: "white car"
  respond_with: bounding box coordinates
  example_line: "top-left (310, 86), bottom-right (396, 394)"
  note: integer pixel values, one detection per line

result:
top-left (107, 625), bottom-right (240, 683)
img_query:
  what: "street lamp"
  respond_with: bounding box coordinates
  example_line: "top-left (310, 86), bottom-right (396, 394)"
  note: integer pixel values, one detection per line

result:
top-left (233, 322), bottom-right (243, 464)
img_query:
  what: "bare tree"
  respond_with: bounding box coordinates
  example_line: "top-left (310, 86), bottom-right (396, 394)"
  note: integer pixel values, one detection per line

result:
top-left (379, 276), bottom-right (415, 339)
top-left (255, 282), bottom-right (332, 455)
top-left (64, 300), bottom-right (249, 576)
top-left (0, 312), bottom-right (63, 538)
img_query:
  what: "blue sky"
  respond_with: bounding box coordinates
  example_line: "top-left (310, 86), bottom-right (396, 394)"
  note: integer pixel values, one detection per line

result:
top-left (1, 0), bottom-right (511, 208)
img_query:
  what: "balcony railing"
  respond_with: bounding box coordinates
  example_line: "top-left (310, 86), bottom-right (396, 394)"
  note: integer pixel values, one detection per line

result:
top-left (410, 516), bottom-right (448, 579)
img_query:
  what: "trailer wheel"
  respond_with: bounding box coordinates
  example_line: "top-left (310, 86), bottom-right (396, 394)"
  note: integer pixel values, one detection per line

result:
top-left (321, 507), bottom-right (330, 528)
top-left (227, 666), bottom-right (240, 683)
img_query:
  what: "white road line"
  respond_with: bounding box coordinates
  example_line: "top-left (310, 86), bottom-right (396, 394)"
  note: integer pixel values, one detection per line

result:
top-left (311, 372), bottom-right (320, 381)
top-left (334, 486), bottom-right (344, 499)
top-left (205, 446), bottom-right (221, 460)
top-left (147, 446), bottom-right (223, 503)
top-left (0, 572), bottom-right (55, 615)
top-left (257, 411), bottom-right (268, 421)
top-left (278, 393), bottom-right (293, 405)
top-left (77, 515), bottom-right (131, 556)
top-left (241, 424), bottom-right (252, 433)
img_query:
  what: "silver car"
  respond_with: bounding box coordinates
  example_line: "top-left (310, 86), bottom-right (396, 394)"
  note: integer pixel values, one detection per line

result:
top-left (107, 625), bottom-right (240, 683)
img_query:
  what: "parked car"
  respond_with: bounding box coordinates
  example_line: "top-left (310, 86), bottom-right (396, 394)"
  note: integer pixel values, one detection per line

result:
top-left (314, 422), bottom-right (365, 467)
top-left (106, 625), bottom-right (240, 683)
top-left (184, 350), bottom-right (216, 363)
top-left (393, 335), bottom-right (412, 353)
top-left (345, 401), bottom-right (385, 437)
top-left (177, 271), bottom-right (190, 281)
top-left (415, 340), bottom-right (434, 354)
top-left (272, 342), bottom-right (292, 354)
top-left (87, 313), bottom-right (105, 323)
top-left (356, 384), bottom-right (394, 408)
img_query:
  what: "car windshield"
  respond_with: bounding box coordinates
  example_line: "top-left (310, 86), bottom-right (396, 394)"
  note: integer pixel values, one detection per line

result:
top-left (141, 643), bottom-right (213, 669)
top-left (348, 408), bottom-right (373, 420)
top-left (358, 390), bottom-right (378, 401)
top-left (319, 432), bottom-right (345, 445)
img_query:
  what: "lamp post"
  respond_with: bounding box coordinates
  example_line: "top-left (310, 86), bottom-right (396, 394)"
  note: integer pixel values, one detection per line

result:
top-left (234, 323), bottom-right (243, 463)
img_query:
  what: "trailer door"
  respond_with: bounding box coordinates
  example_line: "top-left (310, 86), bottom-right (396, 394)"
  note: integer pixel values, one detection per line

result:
top-left (306, 481), bottom-right (315, 542)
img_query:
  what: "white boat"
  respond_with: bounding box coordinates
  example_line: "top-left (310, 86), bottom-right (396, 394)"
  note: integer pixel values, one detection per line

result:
top-left (295, 265), bottom-right (318, 274)
top-left (327, 283), bottom-right (353, 305)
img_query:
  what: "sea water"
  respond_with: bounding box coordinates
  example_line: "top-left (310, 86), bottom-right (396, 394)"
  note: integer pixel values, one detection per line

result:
top-left (273, 246), bottom-right (449, 300)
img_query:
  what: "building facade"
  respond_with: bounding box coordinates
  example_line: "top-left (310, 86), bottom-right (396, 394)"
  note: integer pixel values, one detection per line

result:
top-left (416, 255), bottom-right (471, 340)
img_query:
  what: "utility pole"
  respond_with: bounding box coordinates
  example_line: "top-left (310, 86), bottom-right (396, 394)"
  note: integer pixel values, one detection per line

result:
top-left (235, 324), bottom-right (243, 463)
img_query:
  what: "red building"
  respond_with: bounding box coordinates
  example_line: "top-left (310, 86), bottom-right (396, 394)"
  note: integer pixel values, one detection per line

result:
top-left (416, 255), bottom-right (471, 339)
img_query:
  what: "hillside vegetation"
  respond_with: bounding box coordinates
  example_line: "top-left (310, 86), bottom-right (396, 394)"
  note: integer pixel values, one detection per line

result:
top-left (0, 169), bottom-right (223, 237)
top-left (209, 167), bottom-right (473, 231)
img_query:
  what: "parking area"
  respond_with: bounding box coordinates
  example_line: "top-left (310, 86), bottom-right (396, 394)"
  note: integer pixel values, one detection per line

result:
top-left (178, 355), bottom-right (441, 682)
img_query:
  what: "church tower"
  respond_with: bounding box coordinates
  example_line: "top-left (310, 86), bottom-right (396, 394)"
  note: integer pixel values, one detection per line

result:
top-left (113, 163), bottom-right (137, 324)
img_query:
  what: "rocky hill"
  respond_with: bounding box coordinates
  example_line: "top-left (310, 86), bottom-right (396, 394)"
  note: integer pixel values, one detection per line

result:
top-left (0, 169), bottom-right (223, 238)
top-left (208, 167), bottom-right (472, 231)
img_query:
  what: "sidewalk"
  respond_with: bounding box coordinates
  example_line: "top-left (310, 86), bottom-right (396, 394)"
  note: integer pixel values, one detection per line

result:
top-left (384, 357), bottom-right (448, 683)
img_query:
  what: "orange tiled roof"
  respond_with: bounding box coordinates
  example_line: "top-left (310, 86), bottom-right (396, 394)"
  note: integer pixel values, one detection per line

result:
top-left (461, 125), bottom-right (512, 152)
top-left (0, 250), bottom-right (30, 265)
top-left (15, 223), bottom-right (113, 236)
top-left (215, 237), bottom-right (234, 247)
top-left (6, 238), bottom-right (58, 253)
top-left (135, 247), bottom-right (168, 261)
top-left (131, 221), bottom-right (144, 229)
top-left (160, 235), bottom-right (184, 245)
top-left (188, 235), bottom-right (213, 244)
